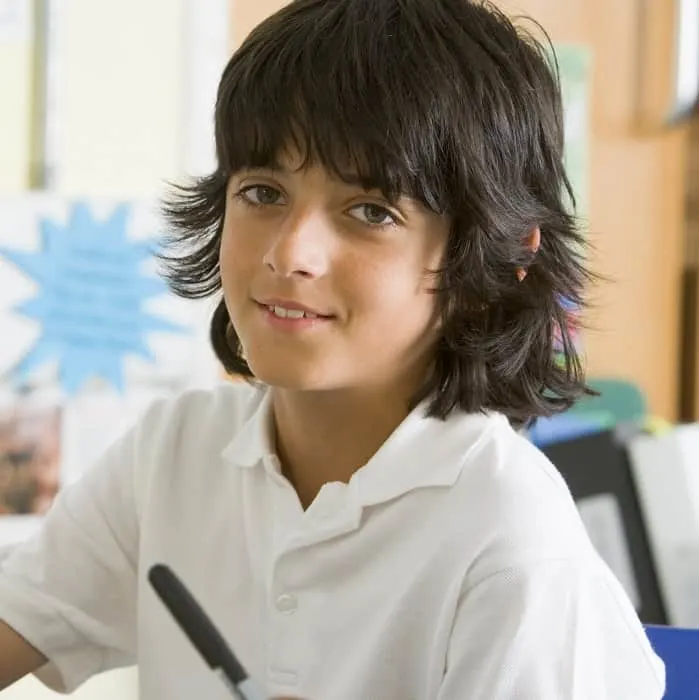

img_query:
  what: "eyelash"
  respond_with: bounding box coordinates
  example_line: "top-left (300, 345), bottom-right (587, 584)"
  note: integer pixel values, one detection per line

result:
top-left (233, 185), bottom-right (400, 228)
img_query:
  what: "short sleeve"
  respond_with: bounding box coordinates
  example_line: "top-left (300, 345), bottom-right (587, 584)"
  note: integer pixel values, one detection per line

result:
top-left (0, 403), bottom-right (152, 693)
top-left (437, 557), bottom-right (666, 700)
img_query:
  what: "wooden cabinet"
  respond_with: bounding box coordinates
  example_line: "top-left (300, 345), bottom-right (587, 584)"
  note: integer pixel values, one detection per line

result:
top-left (230, 0), bottom-right (688, 420)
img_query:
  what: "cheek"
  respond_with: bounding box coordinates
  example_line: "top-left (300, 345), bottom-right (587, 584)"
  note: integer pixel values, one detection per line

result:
top-left (219, 217), bottom-right (240, 269)
top-left (345, 253), bottom-right (437, 325)
top-left (219, 224), bottom-right (256, 289)
top-left (218, 211), bottom-right (233, 263)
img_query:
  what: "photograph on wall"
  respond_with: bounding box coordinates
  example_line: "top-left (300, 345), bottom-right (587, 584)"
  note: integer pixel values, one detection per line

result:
top-left (0, 389), bottom-right (61, 516)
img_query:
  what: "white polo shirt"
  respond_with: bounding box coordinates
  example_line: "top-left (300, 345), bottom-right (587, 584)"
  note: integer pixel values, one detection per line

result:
top-left (0, 383), bottom-right (664, 699)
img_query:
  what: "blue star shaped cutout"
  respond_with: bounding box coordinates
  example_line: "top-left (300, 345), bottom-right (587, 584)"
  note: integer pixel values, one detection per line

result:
top-left (0, 202), bottom-right (182, 394)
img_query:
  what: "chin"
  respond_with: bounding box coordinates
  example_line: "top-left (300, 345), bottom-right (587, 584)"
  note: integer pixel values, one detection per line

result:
top-left (246, 355), bottom-right (336, 391)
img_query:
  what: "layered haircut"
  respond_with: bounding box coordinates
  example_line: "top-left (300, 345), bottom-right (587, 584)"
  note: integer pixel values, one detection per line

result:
top-left (160, 0), bottom-right (593, 427)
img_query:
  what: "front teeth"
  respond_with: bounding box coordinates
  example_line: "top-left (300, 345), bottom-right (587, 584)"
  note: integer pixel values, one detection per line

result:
top-left (270, 305), bottom-right (318, 319)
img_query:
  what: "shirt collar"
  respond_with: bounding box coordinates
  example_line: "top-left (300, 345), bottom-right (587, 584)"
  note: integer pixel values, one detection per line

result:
top-left (349, 402), bottom-right (505, 506)
top-left (220, 385), bottom-right (276, 468)
top-left (220, 385), bottom-right (506, 504)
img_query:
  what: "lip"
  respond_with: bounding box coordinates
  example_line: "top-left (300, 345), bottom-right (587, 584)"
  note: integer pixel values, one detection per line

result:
top-left (255, 301), bottom-right (334, 332)
top-left (255, 298), bottom-right (333, 318)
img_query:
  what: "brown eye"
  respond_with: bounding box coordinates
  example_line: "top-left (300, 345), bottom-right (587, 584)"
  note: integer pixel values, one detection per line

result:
top-left (348, 203), bottom-right (397, 227)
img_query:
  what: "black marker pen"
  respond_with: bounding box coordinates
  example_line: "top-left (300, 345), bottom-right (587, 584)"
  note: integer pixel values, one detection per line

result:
top-left (149, 564), bottom-right (268, 700)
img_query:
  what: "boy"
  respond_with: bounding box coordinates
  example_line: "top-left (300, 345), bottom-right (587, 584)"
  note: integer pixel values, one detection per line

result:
top-left (0, 0), bottom-right (665, 698)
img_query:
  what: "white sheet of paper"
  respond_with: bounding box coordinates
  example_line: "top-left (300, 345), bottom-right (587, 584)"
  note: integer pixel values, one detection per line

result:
top-left (577, 492), bottom-right (641, 610)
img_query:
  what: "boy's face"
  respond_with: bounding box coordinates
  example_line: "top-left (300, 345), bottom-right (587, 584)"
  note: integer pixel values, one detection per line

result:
top-left (219, 150), bottom-right (448, 395)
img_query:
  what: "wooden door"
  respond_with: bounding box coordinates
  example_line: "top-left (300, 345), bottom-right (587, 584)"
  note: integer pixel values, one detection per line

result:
top-left (229, 0), bottom-right (688, 420)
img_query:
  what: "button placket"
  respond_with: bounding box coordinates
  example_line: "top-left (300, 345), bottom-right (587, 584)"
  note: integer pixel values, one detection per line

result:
top-left (267, 551), bottom-right (306, 688)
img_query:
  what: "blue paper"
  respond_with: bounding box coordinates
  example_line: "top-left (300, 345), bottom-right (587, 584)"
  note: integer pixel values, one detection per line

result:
top-left (527, 413), bottom-right (613, 447)
top-left (0, 203), bottom-right (182, 394)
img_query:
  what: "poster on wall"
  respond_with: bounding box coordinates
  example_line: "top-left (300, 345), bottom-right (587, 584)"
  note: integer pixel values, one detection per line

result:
top-left (0, 195), bottom-right (220, 544)
top-left (0, 389), bottom-right (61, 517)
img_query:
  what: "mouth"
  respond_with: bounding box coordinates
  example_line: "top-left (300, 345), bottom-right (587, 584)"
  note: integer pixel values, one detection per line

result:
top-left (254, 300), bottom-right (335, 328)
top-left (254, 299), bottom-right (334, 320)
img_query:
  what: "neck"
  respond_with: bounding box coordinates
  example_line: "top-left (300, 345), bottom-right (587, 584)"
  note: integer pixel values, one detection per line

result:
top-left (271, 380), bottom-right (423, 509)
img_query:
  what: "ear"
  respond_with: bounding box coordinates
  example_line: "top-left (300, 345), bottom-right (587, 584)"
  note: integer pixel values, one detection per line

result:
top-left (516, 226), bottom-right (541, 282)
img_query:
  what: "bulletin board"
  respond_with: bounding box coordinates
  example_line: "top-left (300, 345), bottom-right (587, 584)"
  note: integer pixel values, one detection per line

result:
top-left (0, 195), bottom-right (219, 545)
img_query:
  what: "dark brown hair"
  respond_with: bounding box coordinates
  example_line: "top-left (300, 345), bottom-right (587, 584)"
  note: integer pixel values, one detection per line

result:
top-left (160, 0), bottom-right (594, 427)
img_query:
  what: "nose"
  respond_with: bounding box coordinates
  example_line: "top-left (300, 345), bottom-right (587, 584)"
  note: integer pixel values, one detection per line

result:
top-left (263, 209), bottom-right (330, 279)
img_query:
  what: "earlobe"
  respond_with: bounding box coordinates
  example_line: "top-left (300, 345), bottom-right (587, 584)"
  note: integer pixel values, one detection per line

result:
top-left (516, 226), bottom-right (541, 282)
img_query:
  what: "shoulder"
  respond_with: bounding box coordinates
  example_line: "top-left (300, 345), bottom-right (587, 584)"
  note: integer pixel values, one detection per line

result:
top-left (133, 380), bottom-right (263, 452)
top-left (446, 551), bottom-right (665, 699)
top-left (467, 419), bottom-right (578, 516)
top-left (448, 416), bottom-right (598, 577)
top-left (102, 380), bottom-right (268, 526)
top-left (445, 424), bottom-right (665, 693)
top-left (121, 381), bottom-right (265, 497)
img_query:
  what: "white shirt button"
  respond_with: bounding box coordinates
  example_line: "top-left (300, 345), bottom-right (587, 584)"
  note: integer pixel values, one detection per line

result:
top-left (275, 593), bottom-right (298, 614)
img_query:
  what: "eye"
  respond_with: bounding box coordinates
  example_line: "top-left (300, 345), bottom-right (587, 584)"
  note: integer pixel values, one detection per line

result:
top-left (348, 203), bottom-right (398, 227)
top-left (236, 184), bottom-right (285, 207)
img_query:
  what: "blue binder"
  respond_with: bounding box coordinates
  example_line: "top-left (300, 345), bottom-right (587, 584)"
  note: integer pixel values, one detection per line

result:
top-left (646, 625), bottom-right (699, 699)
